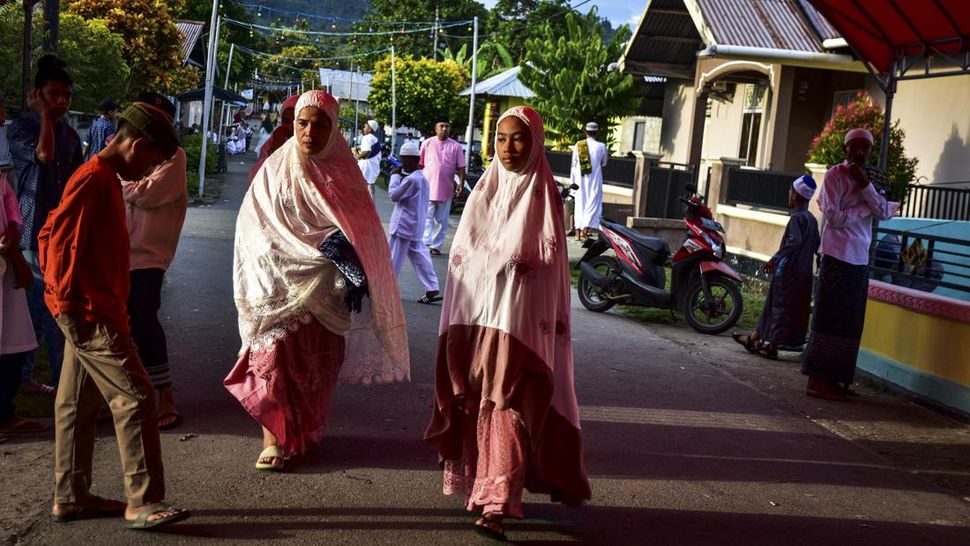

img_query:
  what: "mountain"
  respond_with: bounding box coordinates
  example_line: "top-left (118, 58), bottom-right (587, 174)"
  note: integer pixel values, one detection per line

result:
top-left (258, 0), bottom-right (371, 22)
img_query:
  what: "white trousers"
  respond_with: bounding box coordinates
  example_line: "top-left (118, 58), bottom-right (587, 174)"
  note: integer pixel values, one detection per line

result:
top-left (389, 236), bottom-right (439, 292)
top-left (422, 199), bottom-right (451, 250)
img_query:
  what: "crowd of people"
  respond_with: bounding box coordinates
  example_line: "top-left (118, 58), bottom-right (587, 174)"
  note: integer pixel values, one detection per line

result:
top-left (0, 51), bottom-right (897, 540)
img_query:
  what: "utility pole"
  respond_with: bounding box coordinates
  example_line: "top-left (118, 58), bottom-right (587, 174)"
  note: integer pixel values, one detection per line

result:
top-left (199, 0), bottom-right (220, 197)
top-left (21, 0), bottom-right (37, 111)
top-left (432, 5), bottom-right (439, 60)
top-left (391, 45), bottom-right (397, 153)
top-left (464, 16), bottom-right (478, 168)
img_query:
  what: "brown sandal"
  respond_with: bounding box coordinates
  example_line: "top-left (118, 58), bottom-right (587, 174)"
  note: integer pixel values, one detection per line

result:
top-left (474, 514), bottom-right (507, 542)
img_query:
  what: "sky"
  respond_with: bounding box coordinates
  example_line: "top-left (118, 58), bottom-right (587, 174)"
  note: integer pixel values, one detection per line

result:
top-left (478, 0), bottom-right (644, 28)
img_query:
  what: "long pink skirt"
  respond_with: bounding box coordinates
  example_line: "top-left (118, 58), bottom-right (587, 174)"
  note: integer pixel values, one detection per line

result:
top-left (443, 400), bottom-right (528, 518)
top-left (225, 318), bottom-right (345, 456)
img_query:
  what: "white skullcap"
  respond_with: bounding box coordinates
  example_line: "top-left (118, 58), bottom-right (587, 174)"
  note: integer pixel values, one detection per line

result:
top-left (792, 175), bottom-right (817, 200)
top-left (585, 122), bottom-right (599, 132)
top-left (367, 119), bottom-right (380, 132)
top-left (399, 141), bottom-right (420, 157)
top-left (844, 128), bottom-right (873, 145)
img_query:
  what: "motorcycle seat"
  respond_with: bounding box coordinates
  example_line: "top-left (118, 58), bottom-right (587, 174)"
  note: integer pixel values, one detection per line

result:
top-left (612, 224), bottom-right (670, 255)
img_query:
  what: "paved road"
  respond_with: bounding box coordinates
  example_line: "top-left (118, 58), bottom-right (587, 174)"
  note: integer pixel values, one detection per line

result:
top-left (3, 154), bottom-right (970, 545)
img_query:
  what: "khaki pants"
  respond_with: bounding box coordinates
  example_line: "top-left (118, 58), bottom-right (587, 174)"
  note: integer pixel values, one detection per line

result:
top-left (54, 315), bottom-right (164, 506)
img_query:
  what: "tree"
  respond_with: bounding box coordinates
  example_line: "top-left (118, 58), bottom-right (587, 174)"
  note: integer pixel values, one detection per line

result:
top-left (519, 9), bottom-right (641, 149)
top-left (175, 0), bottom-right (267, 90)
top-left (64, 0), bottom-right (199, 96)
top-left (489, 0), bottom-right (574, 63)
top-left (441, 40), bottom-right (515, 80)
top-left (368, 54), bottom-right (466, 136)
top-left (807, 91), bottom-right (918, 203)
top-left (0, 4), bottom-right (128, 113)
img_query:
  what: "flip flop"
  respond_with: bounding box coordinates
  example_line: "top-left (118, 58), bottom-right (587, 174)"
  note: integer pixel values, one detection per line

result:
top-left (20, 381), bottom-right (56, 397)
top-left (0, 416), bottom-right (47, 434)
top-left (428, 248), bottom-right (441, 256)
top-left (158, 412), bottom-right (184, 431)
top-left (52, 497), bottom-right (126, 523)
top-left (255, 445), bottom-right (285, 472)
top-left (473, 516), bottom-right (507, 542)
top-left (126, 504), bottom-right (190, 530)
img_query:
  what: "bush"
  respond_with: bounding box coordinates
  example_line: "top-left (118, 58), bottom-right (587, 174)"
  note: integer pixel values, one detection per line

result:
top-left (806, 91), bottom-right (918, 204)
top-left (181, 133), bottom-right (216, 196)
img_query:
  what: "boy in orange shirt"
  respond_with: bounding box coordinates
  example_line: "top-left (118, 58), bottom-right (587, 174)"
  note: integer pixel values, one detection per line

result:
top-left (38, 96), bottom-right (190, 530)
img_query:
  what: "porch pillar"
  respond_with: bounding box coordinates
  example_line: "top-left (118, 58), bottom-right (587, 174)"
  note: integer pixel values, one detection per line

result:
top-left (686, 89), bottom-right (708, 182)
top-left (707, 157), bottom-right (746, 216)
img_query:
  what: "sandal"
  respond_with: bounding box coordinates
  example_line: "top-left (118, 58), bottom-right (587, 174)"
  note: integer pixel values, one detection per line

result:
top-left (52, 497), bottom-right (126, 523)
top-left (126, 504), bottom-right (191, 530)
top-left (0, 416), bottom-right (47, 434)
top-left (806, 377), bottom-right (848, 402)
top-left (474, 514), bottom-right (507, 542)
top-left (428, 248), bottom-right (441, 256)
top-left (20, 381), bottom-right (56, 397)
top-left (255, 445), bottom-right (285, 472)
top-left (731, 332), bottom-right (758, 354)
top-left (158, 412), bottom-right (184, 431)
top-left (756, 343), bottom-right (778, 360)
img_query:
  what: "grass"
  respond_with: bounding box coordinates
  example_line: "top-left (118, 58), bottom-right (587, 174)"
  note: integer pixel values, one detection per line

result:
top-left (569, 259), bottom-right (766, 330)
top-left (12, 343), bottom-right (56, 419)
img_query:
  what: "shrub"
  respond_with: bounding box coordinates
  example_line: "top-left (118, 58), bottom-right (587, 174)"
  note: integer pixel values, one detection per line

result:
top-left (181, 133), bottom-right (216, 196)
top-left (806, 91), bottom-right (918, 204)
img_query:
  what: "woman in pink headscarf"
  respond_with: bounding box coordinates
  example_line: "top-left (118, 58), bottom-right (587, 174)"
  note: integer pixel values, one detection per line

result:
top-left (425, 106), bottom-right (591, 540)
top-left (226, 90), bottom-right (409, 471)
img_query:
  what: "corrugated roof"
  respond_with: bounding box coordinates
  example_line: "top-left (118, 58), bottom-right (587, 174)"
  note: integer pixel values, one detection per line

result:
top-left (697, 0), bottom-right (824, 52)
top-left (460, 66), bottom-right (534, 98)
top-left (797, 0), bottom-right (840, 41)
top-left (176, 20), bottom-right (204, 66)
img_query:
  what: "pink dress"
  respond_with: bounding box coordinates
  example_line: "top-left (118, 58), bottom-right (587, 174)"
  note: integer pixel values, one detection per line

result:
top-left (0, 171), bottom-right (37, 355)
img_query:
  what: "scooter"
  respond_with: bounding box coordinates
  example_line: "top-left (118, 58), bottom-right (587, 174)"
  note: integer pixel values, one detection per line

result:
top-left (575, 184), bottom-right (743, 334)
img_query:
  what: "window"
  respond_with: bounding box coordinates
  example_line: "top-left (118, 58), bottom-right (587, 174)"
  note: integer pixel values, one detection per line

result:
top-left (632, 121), bottom-right (646, 151)
top-left (738, 84), bottom-right (767, 166)
top-left (832, 89), bottom-right (864, 117)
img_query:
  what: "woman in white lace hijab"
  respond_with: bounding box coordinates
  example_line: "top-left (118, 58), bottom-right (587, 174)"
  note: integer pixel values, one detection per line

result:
top-left (225, 90), bottom-right (409, 471)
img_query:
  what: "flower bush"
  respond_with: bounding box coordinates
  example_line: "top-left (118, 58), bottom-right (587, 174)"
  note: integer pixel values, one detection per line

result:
top-left (806, 91), bottom-right (918, 204)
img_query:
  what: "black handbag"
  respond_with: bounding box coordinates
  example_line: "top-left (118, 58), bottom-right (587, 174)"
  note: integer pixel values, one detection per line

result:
top-left (319, 231), bottom-right (369, 312)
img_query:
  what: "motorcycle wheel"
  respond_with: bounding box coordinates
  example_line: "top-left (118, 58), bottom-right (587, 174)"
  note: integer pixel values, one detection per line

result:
top-left (682, 274), bottom-right (743, 335)
top-left (577, 256), bottom-right (619, 312)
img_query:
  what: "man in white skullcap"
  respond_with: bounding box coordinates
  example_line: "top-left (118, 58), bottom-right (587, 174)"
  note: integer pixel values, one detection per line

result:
top-left (734, 174), bottom-right (820, 360)
top-left (570, 121), bottom-right (608, 240)
top-left (356, 119), bottom-right (382, 199)
top-left (387, 141), bottom-right (440, 303)
top-left (801, 128), bottom-right (899, 401)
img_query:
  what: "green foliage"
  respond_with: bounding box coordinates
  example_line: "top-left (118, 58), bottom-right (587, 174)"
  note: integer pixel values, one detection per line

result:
top-left (807, 91), bottom-right (918, 203)
top-left (520, 9), bottom-right (641, 149)
top-left (175, 0), bottom-right (265, 89)
top-left (0, 6), bottom-right (128, 113)
top-left (368, 55), bottom-right (467, 136)
top-left (489, 0), bottom-right (575, 63)
top-left (442, 41), bottom-right (516, 80)
top-left (181, 133), bottom-right (216, 196)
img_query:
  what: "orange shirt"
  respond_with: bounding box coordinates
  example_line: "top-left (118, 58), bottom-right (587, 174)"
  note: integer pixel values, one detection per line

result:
top-left (38, 156), bottom-right (131, 333)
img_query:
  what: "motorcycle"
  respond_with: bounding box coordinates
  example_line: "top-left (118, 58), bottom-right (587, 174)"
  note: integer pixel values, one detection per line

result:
top-left (574, 184), bottom-right (744, 334)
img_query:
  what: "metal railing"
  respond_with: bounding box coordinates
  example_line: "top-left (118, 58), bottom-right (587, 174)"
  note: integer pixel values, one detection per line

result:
top-left (900, 183), bottom-right (970, 221)
top-left (544, 150), bottom-right (637, 188)
top-left (646, 162), bottom-right (696, 219)
top-left (870, 226), bottom-right (970, 296)
top-left (723, 167), bottom-right (798, 212)
top-left (546, 150), bottom-right (572, 177)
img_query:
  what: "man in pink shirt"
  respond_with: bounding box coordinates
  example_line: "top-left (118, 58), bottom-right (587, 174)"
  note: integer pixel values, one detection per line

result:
top-left (122, 93), bottom-right (189, 430)
top-left (801, 128), bottom-right (899, 401)
top-left (420, 117), bottom-right (466, 255)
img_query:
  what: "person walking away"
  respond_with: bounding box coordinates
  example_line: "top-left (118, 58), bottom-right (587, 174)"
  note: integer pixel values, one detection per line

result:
top-left (39, 97), bottom-right (190, 529)
top-left (387, 141), bottom-right (440, 304)
top-left (257, 114), bottom-right (274, 152)
top-left (249, 94), bottom-right (299, 183)
top-left (802, 128), bottom-right (899, 401)
top-left (84, 99), bottom-right (119, 160)
top-left (123, 93), bottom-right (189, 431)
top-left (733, 175), bottom-right (820, 359)
top-left (425, 106), bottom-right (591, 542)
top-left (355, 120), bottom-right (382, 200)
top-left (0, 169), bottom-right (44, 436)
top-left (225, 91), bottom-right (409, 472)
top-left (421, 118), bottom-right (466, 255)
top-left (9, 55), bottom-right (84, 397)
top-left (570, 121), bottom-right (607, 240)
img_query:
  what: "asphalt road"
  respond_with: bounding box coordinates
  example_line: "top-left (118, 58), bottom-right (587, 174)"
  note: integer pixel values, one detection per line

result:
top-left (3, 153), bottom-right (969, 545)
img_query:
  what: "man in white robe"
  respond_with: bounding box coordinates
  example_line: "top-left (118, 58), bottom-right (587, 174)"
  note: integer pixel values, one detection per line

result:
top-left (570, 121), bottom-right (608, 239)
top-left (355, 120), bottom-right (382, 200)
top-left (387, 142), bottom-right (439, 303)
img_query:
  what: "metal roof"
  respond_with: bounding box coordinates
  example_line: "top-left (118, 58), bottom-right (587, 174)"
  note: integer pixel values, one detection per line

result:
top-left (176, 20), bottom-right (204, 66)
top-left (621, 0), bottom-right (849, 77)
top-left (460, 66), bottom-right (534, 98)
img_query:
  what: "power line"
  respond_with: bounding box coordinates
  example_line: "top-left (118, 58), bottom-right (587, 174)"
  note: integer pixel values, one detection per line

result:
top-left (222, 16), bottom-right (469, 37)
top-left (234, 43), bottom-right (392, 62)
top-left (223, 0), bottom-right (469, 26)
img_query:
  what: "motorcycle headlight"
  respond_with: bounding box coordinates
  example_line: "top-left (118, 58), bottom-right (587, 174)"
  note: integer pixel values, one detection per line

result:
top-left (713, 243), bottom-right (724, 259)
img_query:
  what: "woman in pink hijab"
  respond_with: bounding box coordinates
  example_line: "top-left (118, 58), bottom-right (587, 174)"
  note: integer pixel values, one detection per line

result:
top-left (425, 106), bottom-right (591, 540)
top-left (226, 91), bottom-right (409, 471)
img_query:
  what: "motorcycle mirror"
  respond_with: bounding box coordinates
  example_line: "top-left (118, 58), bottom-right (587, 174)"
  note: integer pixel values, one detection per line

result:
top-left (570, 183), bottom-right (579, 190)
top-left (684, 183), bottom-right (697, 194)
